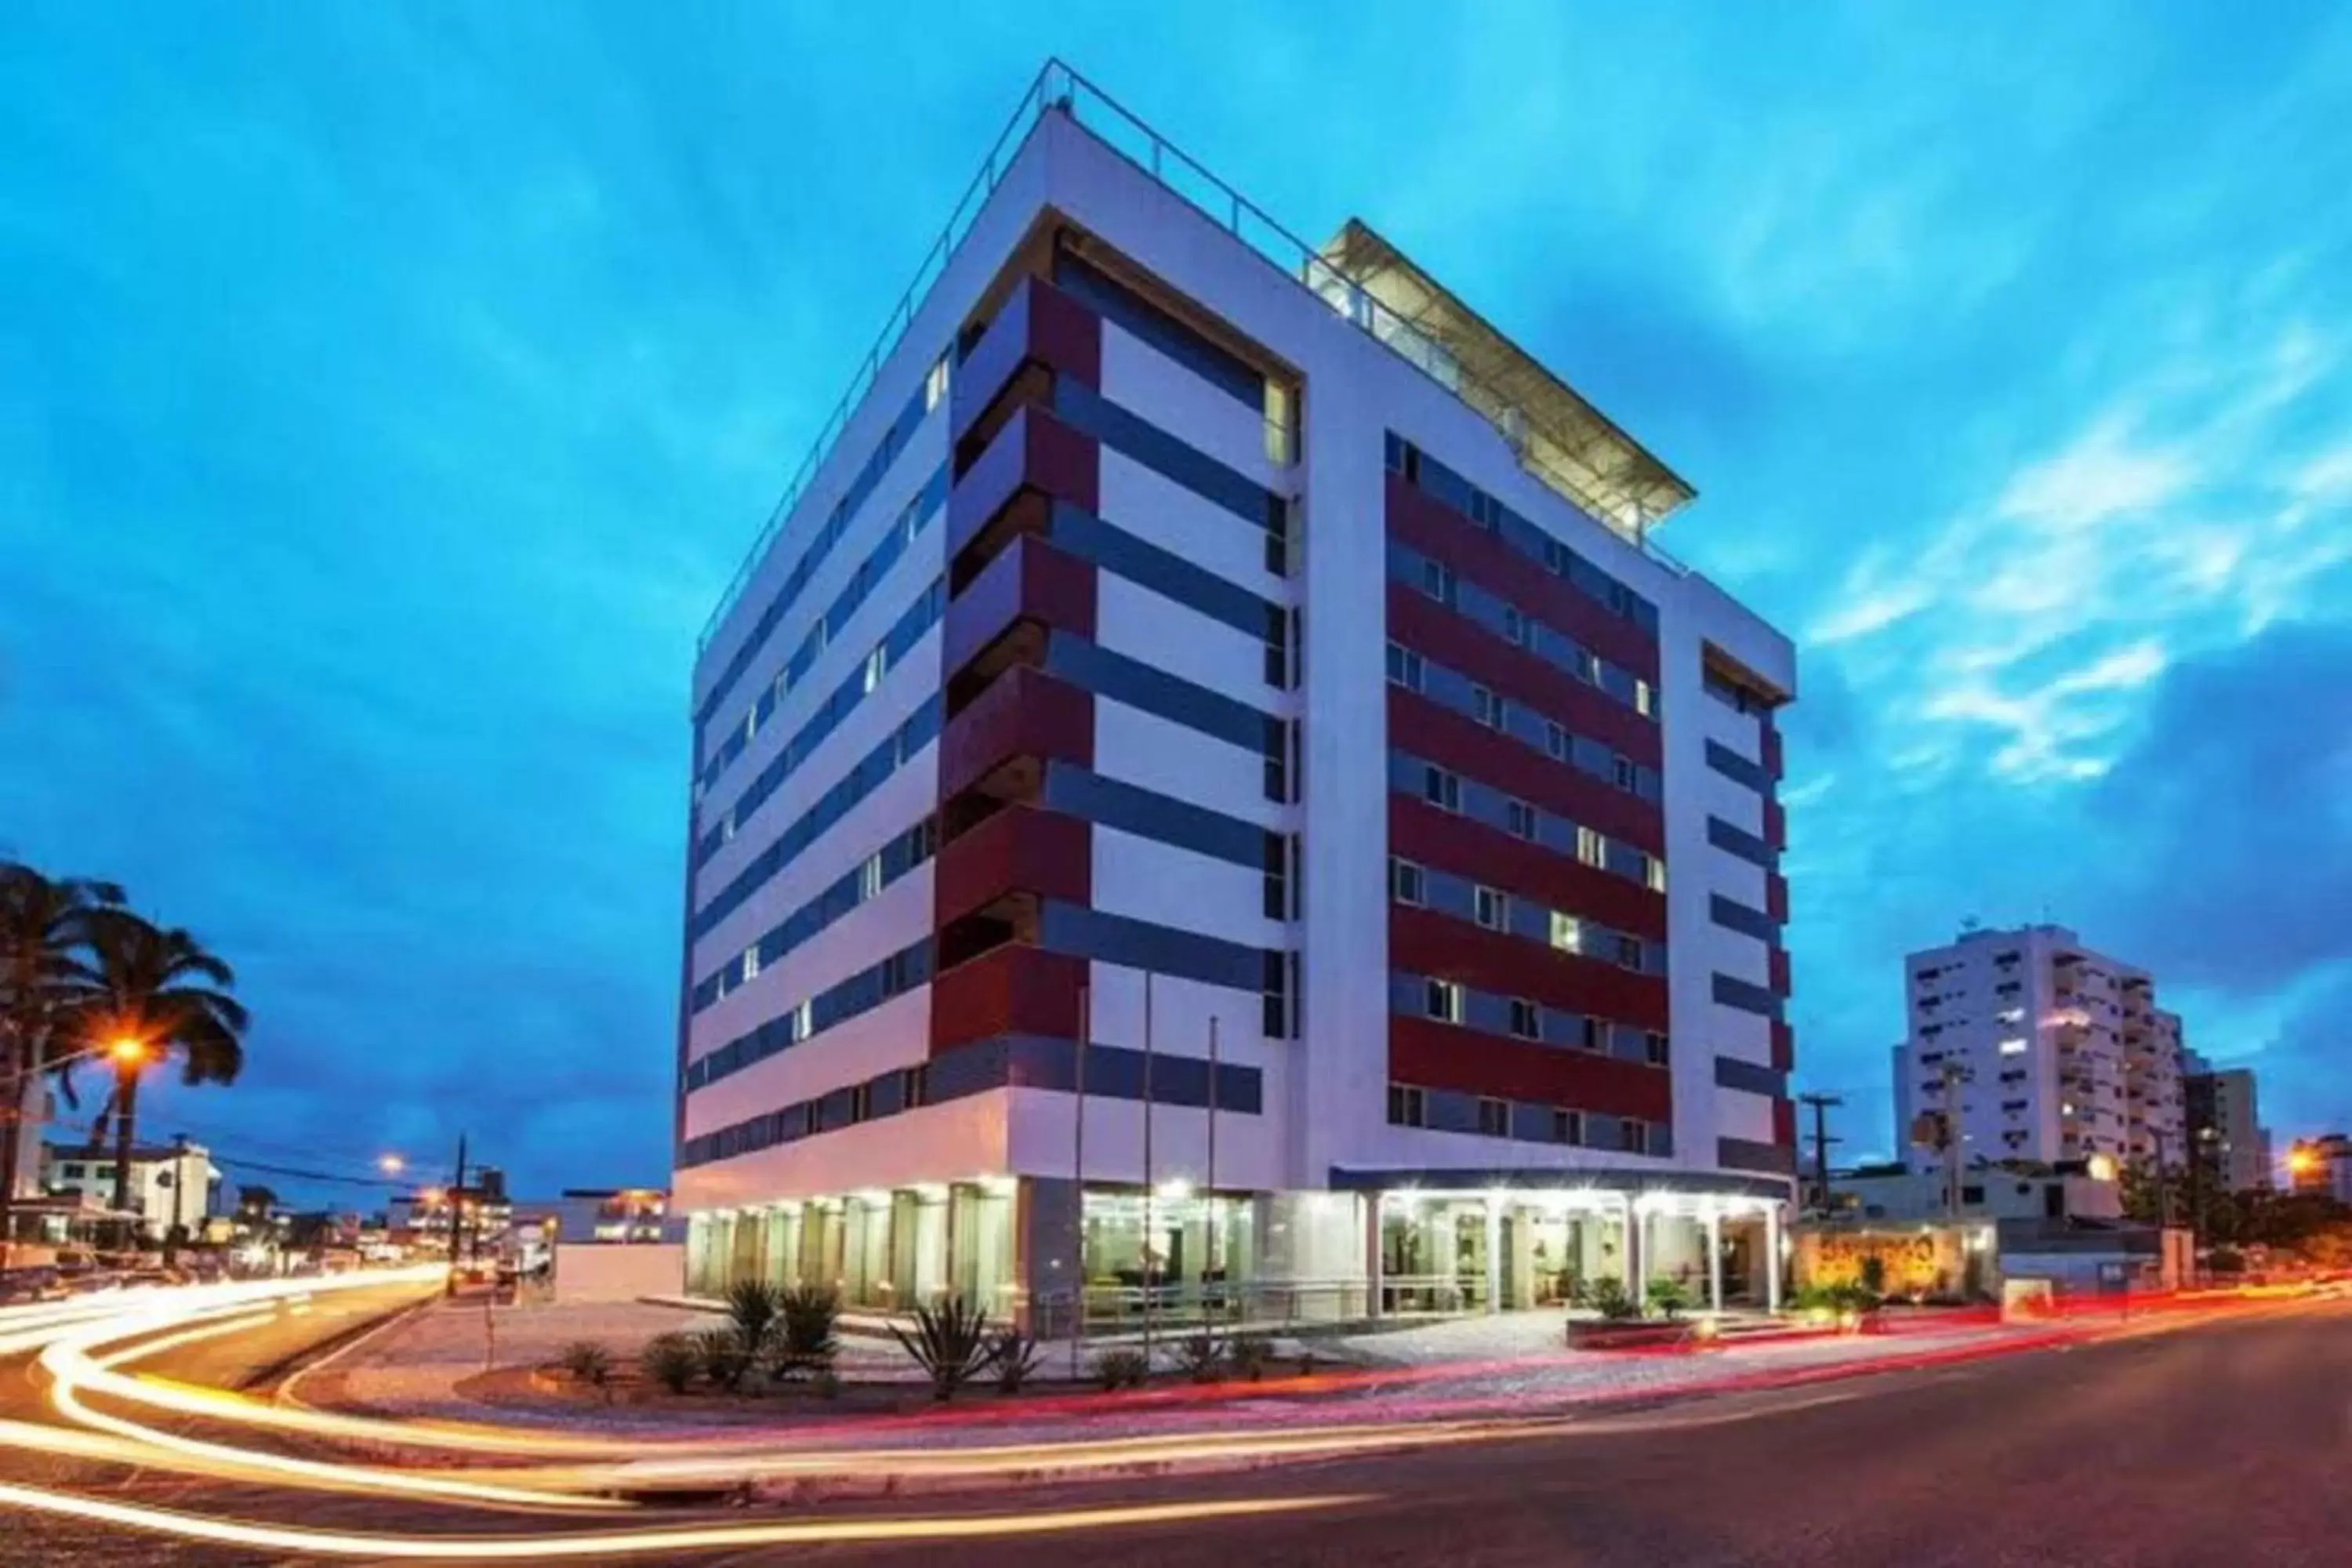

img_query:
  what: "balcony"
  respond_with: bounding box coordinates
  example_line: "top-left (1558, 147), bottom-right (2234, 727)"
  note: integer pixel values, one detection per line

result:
top-left (934, 803), bottom-right (1092, 931)
top-left (937, 664), bottom-right (1094, 803)
top-left (946, 405), bottom-right (1098, 564)
top-left (952, 275), bottom-right (1102, 448)
top-left (942, 535), bottom-right (1096, 687)
top-left (930, 942), bottom-right (1087, 1054)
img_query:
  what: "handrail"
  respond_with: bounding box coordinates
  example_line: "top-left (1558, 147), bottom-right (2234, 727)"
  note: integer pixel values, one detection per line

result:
top-left (698, 56), bottom-right (1690, 660)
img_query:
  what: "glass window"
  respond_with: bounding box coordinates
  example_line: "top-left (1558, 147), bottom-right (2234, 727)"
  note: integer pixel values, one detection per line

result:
top-left (1644, 1032), bottom-right (1670, 1065)
top-left (1548, 912), bottom-right (1581, 953)
top-left (1612, 755), bottom-right (1637, 791)
top-left (1424, 979), bottom-right (1464, 1024)
top-left (863, 645), bottom-right (887, 695)
top-left (1613, 933), bottom-right (1643, 970)
top-left (1576, 648), bottom-right (1600, 684)
top-left (1387, 1083), bottom-right (1428, 1127)
top-left (1507, 799), bottom-right (1537, 840)
top-left (1385, 642), bottom-right (1424, 691)
top-left (1621, 1120), bottom-right (1649, 1154)
top-left (1576, 827), bottom-right (1606, 868)
top-left (924, 354), bottom-right (950, 412)
top-left (1475, 886), bottom-right (1509, 931)
top-left (1421, 559), bottom-right (1455, 604)
top-left (1389, 858), bottom-right (1425, 906)
top-left (1545, 721), bottom-right (1570, 762)
top-left (742, 946), bottom-right (762, 982)
top-left (1477, 1098), bottom-right (1509, 1137)
top-left (1579, 1017), bottom-right (1605, 1051)
top-left (1472, 684), bottom-right (1502, 729)
top-left (1501, 605), bottom-right (1525, 646)
top-left (1422, 766), bottom-right (1461, 812)
top-left (1509, 998), bottom-right (1540, 1039)
top-left (1634, 677), bottom-right (1655, 717)
top-left (1552, 1108), bottom-right (1581, 1145)
top-left (1642, 855), bottom-right (1667, 894)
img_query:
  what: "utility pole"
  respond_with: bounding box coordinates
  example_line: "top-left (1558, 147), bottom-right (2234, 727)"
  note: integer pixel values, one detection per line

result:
top-left (1940, 1061), bottom-right (1969, 1221)
top-left (448, 1131), bottom-right (468, 1294)
top-left (1798, 1094), bottom-right (1843, 1216)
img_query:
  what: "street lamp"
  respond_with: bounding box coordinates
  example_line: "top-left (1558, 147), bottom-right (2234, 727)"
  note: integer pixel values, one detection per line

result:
top-left (378, 1154), bottom-right (405, 1176)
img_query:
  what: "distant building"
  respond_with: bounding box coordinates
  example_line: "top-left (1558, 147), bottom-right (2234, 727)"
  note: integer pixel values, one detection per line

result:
top-left (42, 1140), bottom-right (220, 1240)
top-left (2289, 1135), bottom-right (2352, 1203)
top-left (1828, 1160), bottom-right (2122, 1225)
top-left (2183, 1062), bottom-right (2270, 1194)
top-left (511, 1189), bottom-right (682, 1246)
top-left (1891, 924), bottom-right (2185, 1173)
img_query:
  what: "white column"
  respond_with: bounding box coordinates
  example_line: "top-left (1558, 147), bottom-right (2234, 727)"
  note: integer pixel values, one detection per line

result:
top-left (1706, 1210), bottom-right (1724, 1314)
top-left (1483, 1195), bottom-right (1503, 1315)
top-left (1365, 1195), bottom-right (1384, 1320)
top-left (1765, 1204), bottom-right (1784, 1314)
top-left (1621, 1196), bottom-right (1640, 1290)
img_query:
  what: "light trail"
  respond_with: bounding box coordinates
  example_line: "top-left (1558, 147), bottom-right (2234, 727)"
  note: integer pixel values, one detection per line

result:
top-left (0, 1479), bottom-right (1367, 1558)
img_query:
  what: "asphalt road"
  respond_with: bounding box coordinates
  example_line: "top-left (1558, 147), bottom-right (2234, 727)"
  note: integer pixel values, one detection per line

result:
top-left (3, 1294), bottom-right (2349, 1566)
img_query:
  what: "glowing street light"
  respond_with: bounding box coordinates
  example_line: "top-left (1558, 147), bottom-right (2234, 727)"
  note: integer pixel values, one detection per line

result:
top-left (107, 1036), bottom-right (151, 1066)
top-left (377, 1154), bottom-right (405, 1176)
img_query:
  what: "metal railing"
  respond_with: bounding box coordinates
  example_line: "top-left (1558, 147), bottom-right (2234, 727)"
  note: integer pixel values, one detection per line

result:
top-left (699, 57), bottom-right (1689, 659)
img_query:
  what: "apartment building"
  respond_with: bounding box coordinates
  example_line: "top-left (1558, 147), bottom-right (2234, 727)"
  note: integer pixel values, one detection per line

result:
top-left (672, 61), bottom-right (1798, 1326)
top-left (1891, 924), bottom-right (2186, 1173)
top-left (41, 1140), bottom-right (220, 1241)
top-left (2183, 1058), bottom-right (2271, 1194)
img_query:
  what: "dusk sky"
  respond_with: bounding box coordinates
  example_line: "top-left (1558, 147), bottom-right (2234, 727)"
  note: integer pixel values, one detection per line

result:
top-left (5, 5), bottom-right (2350, 1203)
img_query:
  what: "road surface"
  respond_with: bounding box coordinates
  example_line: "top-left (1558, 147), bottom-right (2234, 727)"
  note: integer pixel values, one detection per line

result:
top-left (2, 1289), bottom-right (2347, 1565)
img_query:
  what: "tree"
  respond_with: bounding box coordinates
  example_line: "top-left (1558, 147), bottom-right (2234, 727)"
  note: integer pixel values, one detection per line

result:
top-left (71, 909), bottom-right (247, 1228)
top-left (0, 863), bottom-right (121, 1261)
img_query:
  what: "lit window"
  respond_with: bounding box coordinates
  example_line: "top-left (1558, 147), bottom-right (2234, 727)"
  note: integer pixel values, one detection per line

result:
top-left (1507, 799), bottom-right (1537, 840)
top-left (1998, 1037), bottom-right (2029, 1055)
top-left (1634, 677), bottom-right (1655, 717)
top-left (1642, 855), bottom-right (1667, 894)
top-left (1389, 858), bottom-right (1425, 906)
top-left (1424, 979), bottom-right (1464, 1023)
top-left (742, 946), bottom-right (761, 982)
top-left (1549, 912), bottom-right (1582, 953)
top-left (1576, 828), bottom-right (1606, 868)
top-left (791, 999), bottom-right (813, 1040)
top-left (744, 710), bottom-right (758, 743)
top-left (862, 645), bottom-right (887, 695)
top-left (924, 354), bottom-right (950, 412)
top-left (858, 854), bottom-right (883, 901)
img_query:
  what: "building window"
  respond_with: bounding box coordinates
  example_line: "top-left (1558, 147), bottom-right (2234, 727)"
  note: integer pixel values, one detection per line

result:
top-left (1387, 1083), bottom-right (1428, 1127)
top-left (742, 946), bottom-right (762, 982)
top-left (1385, 642), bottom-right (1424, 691)
top-left (1422, 765), bottom-right (1461, 812)
top-left (791, 998), bottom-right (813, 1040)
top-left (1621, 1120), bottom-right (1650, 1154)
top-left (862, 644), bottom-right (887, 695)
top-left (1552, 1108), bottom-right (1582, 1145)
top-left (1472, 684), bottom-right (1503, 729)
top-left (848, 1084), bottom-right (872, 1123)
top-left (1501, 605), bottom-right (1525, 646)
top-left (1634, 677), bottom-right (1655, 717)
top-left (924, 354), bottom-right (950, 412)
top-left (1575, 648), bottom-right (1600, 684)
top-left (1548, 911), bottom-right (1582, 953)
top-left (1579, 1016), bottom-right (1606, 1052)
top-left (1643, 1031), bottom-right (1670, 1065)
top-left (1509, 998), bottom-right (1541, 1039)
top-left (1421, 559), bottom-right (1455, 604)
top-left (858, 854), bottom-right (884, 901)
top-left (902, 1065), bottom-right (929, 1109)
top-left (1424, 979), bottom-right (1464, 1024)
top-left (1545, 721), bottom-right (1570, 762)
top-left (1612, 934), bottom-right (1644, 971)
top-left (1474, 886), bottom-right (1510, 931)
top-left (1477, 1098), bottom-right (1510, 1137)
top-left (1506, 799), bottom-right (1537, 840)
top-left (1640, 855), bottom-right (1666, 894)
top-left (1390, 858), bottom-right (1425, 906)
top-left (1998, 1037), bottom-right (2029, 1055)
top-left (1576, 827), bottom-right (1606, 868)
top-left (1612, 754), bottom-right (1638, 792)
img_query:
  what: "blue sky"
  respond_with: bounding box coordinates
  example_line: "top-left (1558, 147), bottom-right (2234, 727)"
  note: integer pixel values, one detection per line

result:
top-left (5, 4), bottom-right (2350, 1202)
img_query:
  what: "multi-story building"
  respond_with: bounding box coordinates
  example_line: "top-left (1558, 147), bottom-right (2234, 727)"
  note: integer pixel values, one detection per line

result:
top-left (1891, 924), bottom-right (2185, 1174)
top-left (41, 1139), bottom-right (220, 1241)
top-left (671, 60), bottom-right (1799, 1325)
top-left (2288, 1135), bottom-right (2352, 1203)
top-left (2183, 1058), bottom-right (2270, 1194)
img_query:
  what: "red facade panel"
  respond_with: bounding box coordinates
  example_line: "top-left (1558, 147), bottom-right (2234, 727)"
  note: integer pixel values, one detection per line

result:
top-left (1389, 906), bottom-right (1669, 1029)
top-left (1385, 473), bottom-right (1659, 680)
top-left (1769, 946), bottom-right (1792, 998)
top-left (929, 943), bottom-right (1086, 1054)
top-left (932, 804), bottom-right (1092, 930)
top-left (1760, 718), bottom-right (1784, 782)
top-left (1762, 797), bottom-right (1788, 851)
top-left (942, 535), bottom-right (1098, 683)
top-left (1772, 1097), bottom-right (1797, 1147)
top-left (1388, 797), bottom-right (1666, 941)
top-left (1388, 688), bottom-right (1665, 858)
top-left (1770, 1020), bottom-right (1795, 1074)
top-left (1388, 1015), bottom-right (1672, 1123)
top-left (946, 407), bottom-right (1100, 560)
top-left (1765, 870), bottom-right (1789, 924)
top-left (952, 277), bottom-right (1104, 445)
top-left (1385, 585), bottom-right (1661, 768)
top-left (936, 666), bottom-right (1094, 800)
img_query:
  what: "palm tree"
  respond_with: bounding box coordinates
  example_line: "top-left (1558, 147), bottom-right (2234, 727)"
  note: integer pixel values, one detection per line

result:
top-left (72, 909), bottom-right (247, 1232)
top-left (0, 863), bottom-right (121, 1261)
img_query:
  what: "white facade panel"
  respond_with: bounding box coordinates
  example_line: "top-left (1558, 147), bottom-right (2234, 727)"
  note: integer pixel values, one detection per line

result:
top-left (1094, 447), bottom-right (1287, 603)
top-left (674, 1086), bottom-right (1000, 1212)
top-left (680, 985), bottom-right (931, 1144)
top-left (1098, 321), bottom-right (1284, 489)
top-left (1088, 828), bottom-right (1280, 955)
top-left (1093, 572), bottom-right (1269, 708)
top-left (1091, 699), bottom-right (1275, 828)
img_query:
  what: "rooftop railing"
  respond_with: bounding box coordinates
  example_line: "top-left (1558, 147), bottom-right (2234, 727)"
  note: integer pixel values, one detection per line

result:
top-left (699, 57), bottom-right (1686, 655)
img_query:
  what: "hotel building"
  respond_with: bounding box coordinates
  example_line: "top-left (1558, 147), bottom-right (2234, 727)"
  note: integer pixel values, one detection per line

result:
top-left (673, 62), bottom-right (1798, 1324)
top-left (1891, 924), bottom-right (2187, 1174)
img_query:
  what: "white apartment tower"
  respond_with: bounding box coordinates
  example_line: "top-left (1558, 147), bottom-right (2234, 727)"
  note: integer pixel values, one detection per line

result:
top-left (1892, 924), bottom-right (2186, 1173)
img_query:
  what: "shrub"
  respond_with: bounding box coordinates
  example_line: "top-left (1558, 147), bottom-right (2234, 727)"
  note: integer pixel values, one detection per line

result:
top-left (1174, 1328), bottom-right (1227, 1384)
top-left (640, 1333), bottom-right (699, 1395)
top-left (1226, 1333), bottom-right (1273, 1382)
top-left (726, 1279), bottom-right (783, 1355)
top-left (1582, 1276), bottom-right (1640, 1322)
top-left (771, 1284), bottom-right (841, 1380)
top-left (1092, 1348), bottom-right (1149, 1391)
top-left (1646, 1278), bottom-right (1693, 1321)
top-left (988, 1326), bottom-right (1040, 1393)
top-left (693, 1325), bottom-right (755, 1392)
top-left (891, 1296), bottom-right (998, 1402)
top-left (557, 1341), bottom-right (613, 1400)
